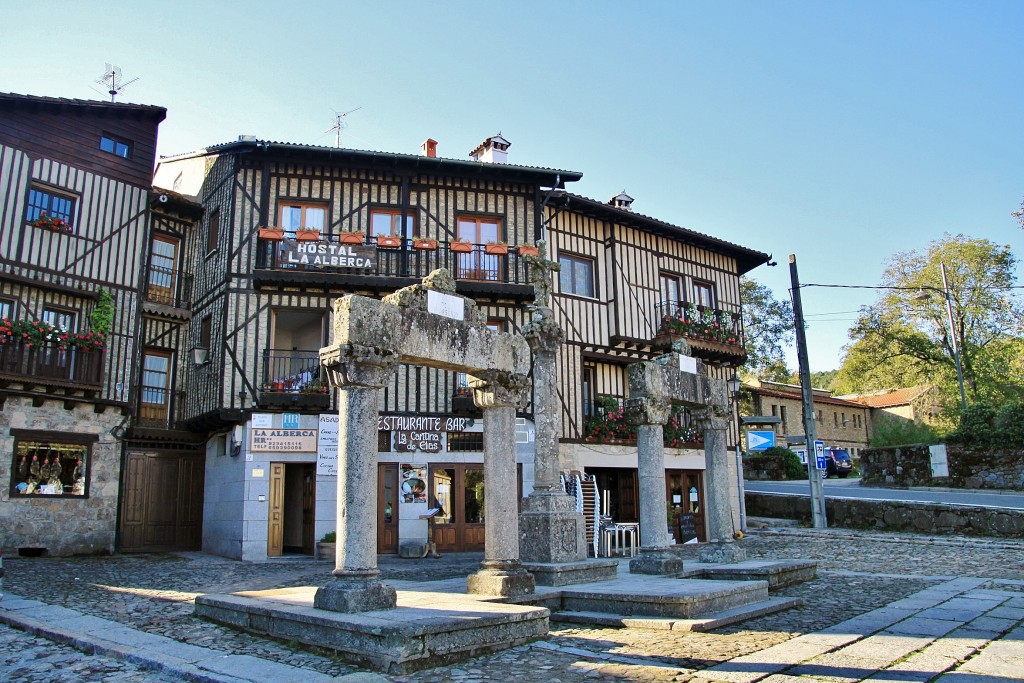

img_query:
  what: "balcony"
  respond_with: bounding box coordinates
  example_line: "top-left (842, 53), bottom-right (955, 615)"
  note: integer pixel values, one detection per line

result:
top-left (582, 395), bottom-right (704, 449)
top-left (0, 340), bottom-right (103, 390)
top-left (257, 349), bottom-right (330, 410)
top-left (253, 236), bottom-right (534, 299)
top-left (652, 301), bottom-right (746, 364)
top-left (143, 267), bottom-right (192, 315)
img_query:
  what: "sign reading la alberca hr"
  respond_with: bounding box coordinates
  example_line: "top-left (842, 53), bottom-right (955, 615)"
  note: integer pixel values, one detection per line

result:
top-left (280, 239), bottom-right (377, 270)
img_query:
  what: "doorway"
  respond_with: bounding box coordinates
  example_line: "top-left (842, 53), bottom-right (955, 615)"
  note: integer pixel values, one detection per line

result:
top-left (428, 463), bottom-right (485, 552)
top-left (119, 449), bottom-right (204, 552)
top-left (378, 463), bottom-right (398, 554)
top-left (667, 469), bottom-right (706, 543)
top-left (267, 462), bottom-right (316, 557)
top-left (587, 467), bottom-right (639, 523)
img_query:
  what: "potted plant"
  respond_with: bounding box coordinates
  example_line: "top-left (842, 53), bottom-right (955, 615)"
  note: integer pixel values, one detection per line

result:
top-left (317, 531), bottom-right (336, 560)
top-left (258, 227), bottom-right (284, 240)
top-left (449, 239), bottom-right (473, 253)
top-left (32, 214), bottom-right (73, 234)
top-left (412, 237), bottom-right (438, 251)
top-left (516, 243), bottom-right (539, 257)
top-left (294, 228), bottom-right (320, 241)
top-left (484, 240), bottom-right (508, 255)
top-left (376, 235), bottom-right (402, 248)
top-left (337, 231), bottom-right (366, 245)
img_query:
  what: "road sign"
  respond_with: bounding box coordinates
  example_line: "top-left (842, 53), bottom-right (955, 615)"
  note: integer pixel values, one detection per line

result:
top-left (813, 440), bottom-right (825, 470)
top-left (747, 430), bottom-right (776, 451)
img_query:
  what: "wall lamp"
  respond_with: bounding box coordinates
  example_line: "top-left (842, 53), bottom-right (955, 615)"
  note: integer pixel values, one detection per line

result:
top-left (191, 344), bottom-right (209, 366)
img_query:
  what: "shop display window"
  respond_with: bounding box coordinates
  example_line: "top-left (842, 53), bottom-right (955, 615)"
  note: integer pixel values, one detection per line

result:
top-left (10, 436), bottom-right (92, 498)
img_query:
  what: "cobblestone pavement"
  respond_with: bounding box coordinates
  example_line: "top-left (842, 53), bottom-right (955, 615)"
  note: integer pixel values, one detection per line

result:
top-left (3, 527), bottom-right (1024, 682)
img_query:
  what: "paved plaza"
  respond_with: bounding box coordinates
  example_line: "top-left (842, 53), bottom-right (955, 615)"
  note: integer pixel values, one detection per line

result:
top-left (2, 525), bottom-right (1023, 682)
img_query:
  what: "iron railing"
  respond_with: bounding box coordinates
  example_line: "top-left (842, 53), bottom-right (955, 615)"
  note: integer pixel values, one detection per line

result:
top-left (144, 267), bottom-right (193, 309)
top-left (654, 300), bottom-right (744, 348)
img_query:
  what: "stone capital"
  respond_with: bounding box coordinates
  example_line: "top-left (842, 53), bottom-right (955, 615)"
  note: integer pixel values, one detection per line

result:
top-left (626, 396), bottom-right (672, 426)
top-left (693, 407), bottom-right (731, 432)
top-left (522, 316), bottom-right (564, 355)
top-left (469, 371), bottom-right (531, 410)
top-left (320, 343), bottom-right (399, 389)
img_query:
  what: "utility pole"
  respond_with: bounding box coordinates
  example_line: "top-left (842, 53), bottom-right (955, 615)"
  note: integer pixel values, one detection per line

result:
top-left (789, 254), bottom-right (827, 528)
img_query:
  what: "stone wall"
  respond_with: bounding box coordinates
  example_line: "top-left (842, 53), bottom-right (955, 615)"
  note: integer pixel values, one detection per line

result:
top-left (746, 492), bottom-right (1024, 538)
top-left (861, 444), bottom-right (1024, 491)
top-left (742, 456), bottom-right (788, 481)
top-left (0, 397), bottom-right (126, 556)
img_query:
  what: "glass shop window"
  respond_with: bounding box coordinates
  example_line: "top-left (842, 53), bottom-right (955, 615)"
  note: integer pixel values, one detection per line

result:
top-left (10, 439), bottom-right (90, 498)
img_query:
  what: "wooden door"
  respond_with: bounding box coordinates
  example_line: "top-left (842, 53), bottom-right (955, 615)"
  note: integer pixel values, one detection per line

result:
top-left (667, 469), bottom-right (706, 543)
top-left (429, 464), bottom-right (485, 552)
top-left (378, 463), bottom-right (398, 553)
top-left (301, 464), bottom-right (315, 555)
top-left (267, 462), bottom-right (285, 557)
top-left (119, 450), bottom-right (203, 552)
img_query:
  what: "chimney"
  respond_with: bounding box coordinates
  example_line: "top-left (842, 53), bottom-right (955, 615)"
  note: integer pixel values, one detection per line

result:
top-left (608, 191), bottom-right (634, 211)
top-left (469, 133), bottom-right (510, 164)
top-left (420, 138), bottom-right (438, 158)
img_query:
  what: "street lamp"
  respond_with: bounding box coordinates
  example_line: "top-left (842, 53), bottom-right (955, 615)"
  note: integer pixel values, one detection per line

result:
top-left (727, 373), bottom-right (746, 533)
top-left (912, 263), bottom-right (967, 411)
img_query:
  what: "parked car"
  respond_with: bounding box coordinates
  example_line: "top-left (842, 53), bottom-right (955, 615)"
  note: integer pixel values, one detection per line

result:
top-left (824, 447), bottom-right (854, 478)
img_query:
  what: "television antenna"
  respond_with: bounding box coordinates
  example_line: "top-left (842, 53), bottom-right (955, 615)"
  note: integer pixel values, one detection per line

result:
top-left (95, 64), bottom-right (139, 103)
top-left (324, 107), bottom-right (361, 148)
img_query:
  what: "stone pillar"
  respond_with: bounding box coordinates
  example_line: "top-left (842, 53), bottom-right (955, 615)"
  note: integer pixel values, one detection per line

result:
top-left (627, 397), bottom-right (683, 575)
top-left (314, 345), bottom-right (400, 613)
top-left (697, 378), bottom-right (747, 564)
top-left (467, 372), bottom-right (536, 597)
top-left (518, 315), bottom-right (586, 565)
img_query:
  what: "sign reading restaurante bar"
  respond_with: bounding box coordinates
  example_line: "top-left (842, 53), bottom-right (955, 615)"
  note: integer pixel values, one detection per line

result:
top-left (281, 239), bottom-right (377, 269)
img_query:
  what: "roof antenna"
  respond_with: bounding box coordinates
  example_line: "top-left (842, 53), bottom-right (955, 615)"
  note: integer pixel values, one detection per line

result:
top-left (324, 107), bottom-right (361, 148)
top-left (95, 64), bottom-right (139, 102)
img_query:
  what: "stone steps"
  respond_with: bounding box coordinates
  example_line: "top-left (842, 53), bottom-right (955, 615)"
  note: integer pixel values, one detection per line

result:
top-left (550, 595), bottom-right (803, 631)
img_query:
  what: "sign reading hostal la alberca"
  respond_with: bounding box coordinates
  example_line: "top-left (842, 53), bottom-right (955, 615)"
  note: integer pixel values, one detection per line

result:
top-left (280, 239), bottom-right (377, 269)
top-left (250, 428), bottom-right (318, 452)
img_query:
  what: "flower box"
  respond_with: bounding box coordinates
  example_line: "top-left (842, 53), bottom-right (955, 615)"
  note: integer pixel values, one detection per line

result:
top-left (337, 232), bottom-right (366, 245)
top-left (449, 240), bottom-right (473, 253)
top-left (412, 238), bottom-right (438, 251)
top-left (32, 215), bottom-right (73, 234)
top-left (484, 243), bottom-right (508, 255)
top-left (294, 229), bottom-right (320, 241)
top-left (516, 244), bottom-right (539, 257)
top-left (258, 228), bottom-right (284, 240)
top-left (376, 235), bottom-right (402, 248)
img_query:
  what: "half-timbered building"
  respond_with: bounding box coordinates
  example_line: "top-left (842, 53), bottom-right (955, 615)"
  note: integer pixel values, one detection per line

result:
top-left (154, 134), bottom-right (770, 560)
top-left (0, 94), bottom-right (166, 555)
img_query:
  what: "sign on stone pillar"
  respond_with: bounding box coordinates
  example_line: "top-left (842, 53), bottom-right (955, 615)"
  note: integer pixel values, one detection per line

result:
top-left (314, 343), bottom-right (399, 613)
top-left (467, 371), bottom-right (536, 597)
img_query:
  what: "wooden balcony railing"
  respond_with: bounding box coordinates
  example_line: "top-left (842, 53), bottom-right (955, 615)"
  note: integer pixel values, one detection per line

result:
top-left (0, 340), bottom-right (103, 389)
top-left (254, 237), bottom-right (531, 285)
top-left (144, 267), bottom-right (192, 310)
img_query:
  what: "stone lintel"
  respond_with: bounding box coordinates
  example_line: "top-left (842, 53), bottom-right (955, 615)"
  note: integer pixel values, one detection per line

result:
top-left (628, 358), bottom-right (711, 408)
top-left (629, 550), bottom-right (684, 576)
top-left (313, 578), bottom-right (397, 613)
top-left (626, 396), bottom-right (672, 426)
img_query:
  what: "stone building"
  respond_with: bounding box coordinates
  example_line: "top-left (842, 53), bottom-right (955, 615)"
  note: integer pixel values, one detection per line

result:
top-left (743, 378), bottom-right (871, 458)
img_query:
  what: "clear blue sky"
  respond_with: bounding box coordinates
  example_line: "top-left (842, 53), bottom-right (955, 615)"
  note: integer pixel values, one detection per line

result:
top-left (3, 1), bottom-right (1022, 372)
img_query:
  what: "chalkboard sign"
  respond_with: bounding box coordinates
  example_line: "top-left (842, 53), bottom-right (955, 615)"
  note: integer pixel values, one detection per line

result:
top-left (678, 514), bottom-right (698, 544)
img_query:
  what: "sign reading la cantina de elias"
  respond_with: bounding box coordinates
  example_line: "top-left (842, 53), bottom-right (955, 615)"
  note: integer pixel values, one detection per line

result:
top-left (281, 239), bottom-right (377, 269)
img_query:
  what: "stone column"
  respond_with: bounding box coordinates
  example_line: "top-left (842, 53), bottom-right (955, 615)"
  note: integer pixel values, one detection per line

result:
top-left (314, 344), bottom-right (399, 613)
top-left (519, 315), bottom-right (586, 564)
top-left (697, 377), bottom-right (747, 564)
top-left (467, 371), bottom-right (536, 597)
top-left (627, 397), bottom-right (683, 575)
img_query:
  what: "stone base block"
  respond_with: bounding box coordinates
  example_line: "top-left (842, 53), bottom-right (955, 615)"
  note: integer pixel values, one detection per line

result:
top-left (556, 578), bottom-right (769, 619)
top-left (313, 578), bottom-right (396, 613)
top-left (398, 543), bottom-right (425, 559)
top-left (467, 568), bottom-right (536, 597)
top-left (521, 558), bottom-right (619, 587)
top-left (698, 560), bottom-right (818, 590)
top-left (629, 550), bottom-right (684, 575)
top-left (519, 499), bottom-right (587, 564)
top-left (698, 541), bottom-right (748, 564)
top-left (195, 587), bottom-right (548, 674)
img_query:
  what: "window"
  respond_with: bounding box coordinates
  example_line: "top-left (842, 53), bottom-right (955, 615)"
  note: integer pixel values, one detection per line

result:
top-left (370, 208), bottom-right (414, 239)
top-left (26, 185), bottom-right (76, 230)
top-left (140, 350), bottom-right (172, 423)
top-left (834, 412), bottom-right (839, 428)
top-left (660, 273), bottom-right (682, 312)
top-left (448, 431), bottom-right (484, 452)
top-left (9, 431), bottom-right (97, 498)
top-left (558, 254), bottom-right (596, 298)
top-left (692, 280), bottom-right (714, 308)
top-left (43, 307), bottom-right (77, 333)
top-left (780, 405), bottom-right (788, 433)
top-left (816, 410), bottom-right (823, 423)
top-left (841, 412), bottom-right (847, 428)
top-left (456, 215), bottom-right (502, 280)
top-left (457, 215), bottom-right (501, 245)
top-left (147, 235), bottom-right (180, 306)
top-left (279, 202), bottom-right (326, 232)
top-left (0, 298), bottom-right (14, 319)
top-left (200, 316), bottom-right (212, 352)
top-left (99, 134), bottom-right (131, 158)
top-left (582, 366), bottom-right (596, 417)
top-left (207, 208), bottom-right (220, 253)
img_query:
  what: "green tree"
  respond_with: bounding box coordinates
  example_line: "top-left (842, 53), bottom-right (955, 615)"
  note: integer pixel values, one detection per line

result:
top-left (740, 277), bottom-right (793, 381)
top-left (845, 234), bottom-right (1024, 409)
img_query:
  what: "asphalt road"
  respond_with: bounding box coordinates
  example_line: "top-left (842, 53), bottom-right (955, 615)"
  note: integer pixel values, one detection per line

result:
top-left (743, 477), bottom-right (1024, 510)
